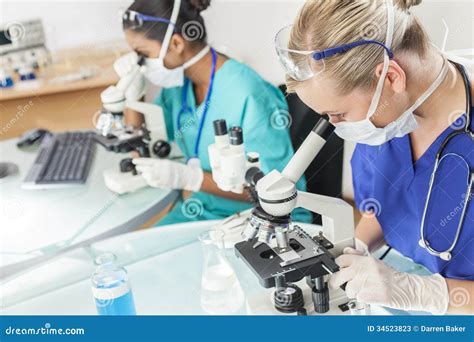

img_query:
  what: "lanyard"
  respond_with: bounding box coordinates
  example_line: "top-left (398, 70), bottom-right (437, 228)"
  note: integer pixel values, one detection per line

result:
top-left (177, 48), bottom-right (217, 158)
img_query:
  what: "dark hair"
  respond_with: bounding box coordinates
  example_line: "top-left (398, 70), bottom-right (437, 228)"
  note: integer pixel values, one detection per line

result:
top-left (123, 0), bottom-right (210, 46)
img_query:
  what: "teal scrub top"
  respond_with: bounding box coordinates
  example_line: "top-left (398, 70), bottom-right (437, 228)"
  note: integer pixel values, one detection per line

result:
top-left (155, 58), bottom-right (311, 225)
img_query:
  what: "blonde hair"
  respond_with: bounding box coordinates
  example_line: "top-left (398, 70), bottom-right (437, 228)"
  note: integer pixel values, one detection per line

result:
top-left (286, 0), bottom-right (429, 94)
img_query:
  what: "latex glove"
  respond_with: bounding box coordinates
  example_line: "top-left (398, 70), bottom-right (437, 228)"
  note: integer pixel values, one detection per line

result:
top-left (353, 238), bottom-right (369, 256)
top-left (329, 247), bottom-right (449, 315)
top-left (133, 158), bottom-right (203, 192)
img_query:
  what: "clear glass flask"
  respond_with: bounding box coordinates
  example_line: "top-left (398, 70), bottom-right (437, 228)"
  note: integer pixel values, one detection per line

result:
top-left (91, 253), bottom-right (136, 315)
top-left (199, 230), bottom-right (245, 315)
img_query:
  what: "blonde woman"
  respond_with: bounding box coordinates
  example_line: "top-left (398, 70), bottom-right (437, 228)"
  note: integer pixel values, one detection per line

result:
top-left (276, 0), bottom-right (473, 314)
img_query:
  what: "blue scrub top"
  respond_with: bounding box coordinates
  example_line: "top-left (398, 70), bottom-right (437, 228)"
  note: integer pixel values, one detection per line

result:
top-left (155, 58), bottom-right (311, 225)
top-left (351, 112), bottom-right (474, 280)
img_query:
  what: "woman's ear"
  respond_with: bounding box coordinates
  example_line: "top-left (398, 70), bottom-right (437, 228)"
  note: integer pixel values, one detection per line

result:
top-left (168, 34), bottom-right (186, 56)
top-left (374, 60), bottom-right (407, 94)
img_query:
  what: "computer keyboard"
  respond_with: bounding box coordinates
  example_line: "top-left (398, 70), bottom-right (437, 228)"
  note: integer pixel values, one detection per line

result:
top-left (23, 131), bottom-right (96, 189)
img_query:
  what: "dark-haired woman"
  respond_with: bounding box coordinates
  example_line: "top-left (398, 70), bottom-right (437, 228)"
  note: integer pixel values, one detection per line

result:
top-left (119, 0), bottom-right (310, 225)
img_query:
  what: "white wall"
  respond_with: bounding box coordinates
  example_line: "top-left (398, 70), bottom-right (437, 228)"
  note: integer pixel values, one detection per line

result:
top-left (0, 0), bottom-right (132, 51)
top-left (208, 0), bottom-right (474, 83)
top-left (2, 0), bottom-right (471, 82)
top-left (1, 0), bottom-right (473, 198)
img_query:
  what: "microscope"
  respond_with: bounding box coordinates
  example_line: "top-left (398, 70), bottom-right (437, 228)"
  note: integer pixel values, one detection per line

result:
top-left (94, 56), bottom-right (170, 194)
top-left (209, 117), bottom-right (355, 315)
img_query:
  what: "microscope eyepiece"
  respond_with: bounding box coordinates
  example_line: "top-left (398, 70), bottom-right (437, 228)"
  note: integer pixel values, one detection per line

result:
top-left (245, 166), bottom-right (264, 187)
top-left (213, 119), bottom-right (228, 136)
top-left (312, 117), bottom-right (335, 141)
top-left (229, 126), bottom-right (243, 145)
top-left (137, 55), bottom-right (146, 66)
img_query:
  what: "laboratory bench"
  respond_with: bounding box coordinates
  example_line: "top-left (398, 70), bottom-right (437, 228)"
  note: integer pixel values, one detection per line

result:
top-left (0, 44), bottom-right (126, 141)
top-left (0, 220), bottom-right (427, 315)
top-left (0, 137), bottom-right (179, 282)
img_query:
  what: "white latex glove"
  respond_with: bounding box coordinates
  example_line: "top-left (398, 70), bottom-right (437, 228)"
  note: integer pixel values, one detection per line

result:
top-left (353, 238), bottom-right (369, 256)
top-left (329, 247), bottom-right (449, 315)
top-left (133, 158), bottom-right (204, 192)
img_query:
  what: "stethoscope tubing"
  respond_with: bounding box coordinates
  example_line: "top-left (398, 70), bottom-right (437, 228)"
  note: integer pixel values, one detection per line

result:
top-left (419, 61), bottom-right (473, 260)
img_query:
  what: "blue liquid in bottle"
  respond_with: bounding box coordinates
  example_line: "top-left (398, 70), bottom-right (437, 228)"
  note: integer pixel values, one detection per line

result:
top-left (91, 253), bottom-right (137, 315)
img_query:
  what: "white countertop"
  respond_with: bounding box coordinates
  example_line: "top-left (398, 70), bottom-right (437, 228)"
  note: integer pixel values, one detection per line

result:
top-left (0, 220), bottom-right (394, 316)
top-left (0, 138), bottom-right (178, 278)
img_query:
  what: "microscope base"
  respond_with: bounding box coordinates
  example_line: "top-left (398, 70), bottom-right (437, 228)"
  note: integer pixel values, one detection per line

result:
top-left (103, 168), bottom-right (147, 194)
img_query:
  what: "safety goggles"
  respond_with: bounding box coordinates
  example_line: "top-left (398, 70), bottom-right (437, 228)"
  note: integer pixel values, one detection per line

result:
top-left (122, 10), bottom-right (175, 30)
top-left (275, 25), bottom-right (395, 81)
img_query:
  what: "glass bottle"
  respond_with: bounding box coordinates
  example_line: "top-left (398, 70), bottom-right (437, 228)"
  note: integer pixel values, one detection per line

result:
top-left (91, 253), bottom-right (136, 315)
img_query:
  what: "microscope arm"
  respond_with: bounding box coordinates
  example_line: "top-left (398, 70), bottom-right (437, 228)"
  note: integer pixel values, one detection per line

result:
top-left (116, 67), bottom-right (141, 92)
top-left (125, 100), bottom-right (168, 143)
top-left (296, 191), bottom-right (355, 256)
top-left (253, 117), bottom-right (355, 255)
top-left (256, 118), bottom-right (335, 216)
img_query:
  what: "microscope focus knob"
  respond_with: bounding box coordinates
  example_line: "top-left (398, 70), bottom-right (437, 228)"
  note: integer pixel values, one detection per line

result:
top-left (152, 140), bottom-right (171, 158)
top-left (274, 284), bottom-right (306, 315)
top-left (311, 282), bottom-right (330, 314)
top-left (120, 158), bottom-right (137, 175)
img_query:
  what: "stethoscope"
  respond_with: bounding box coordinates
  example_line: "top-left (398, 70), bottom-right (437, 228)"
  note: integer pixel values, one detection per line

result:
top-left (176, 48), bottom-right (217, 159)
top-left (419, 61), bottom-right (473, 261)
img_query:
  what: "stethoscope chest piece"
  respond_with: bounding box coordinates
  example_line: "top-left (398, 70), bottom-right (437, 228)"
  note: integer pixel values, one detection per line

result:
top-left (439, 252), bottom-right (452, 261)
top-left (418, 239), bottom-right (452, 261)
top-left (418, 239), bottom-right (426, 249)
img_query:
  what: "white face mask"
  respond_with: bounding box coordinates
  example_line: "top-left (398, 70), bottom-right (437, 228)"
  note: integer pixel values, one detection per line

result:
top-left (145, 45), bottom-right (210, 87)
top-left (334, 59), bottom-right (449, 146)
top-left (141, 0), bottom-right (209, 88)
top-left (333, 0), bottom-right (448, 146)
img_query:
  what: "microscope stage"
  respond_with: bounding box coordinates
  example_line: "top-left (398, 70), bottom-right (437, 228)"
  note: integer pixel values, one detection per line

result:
top-left (234, 233), bottom-right (339, 288)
